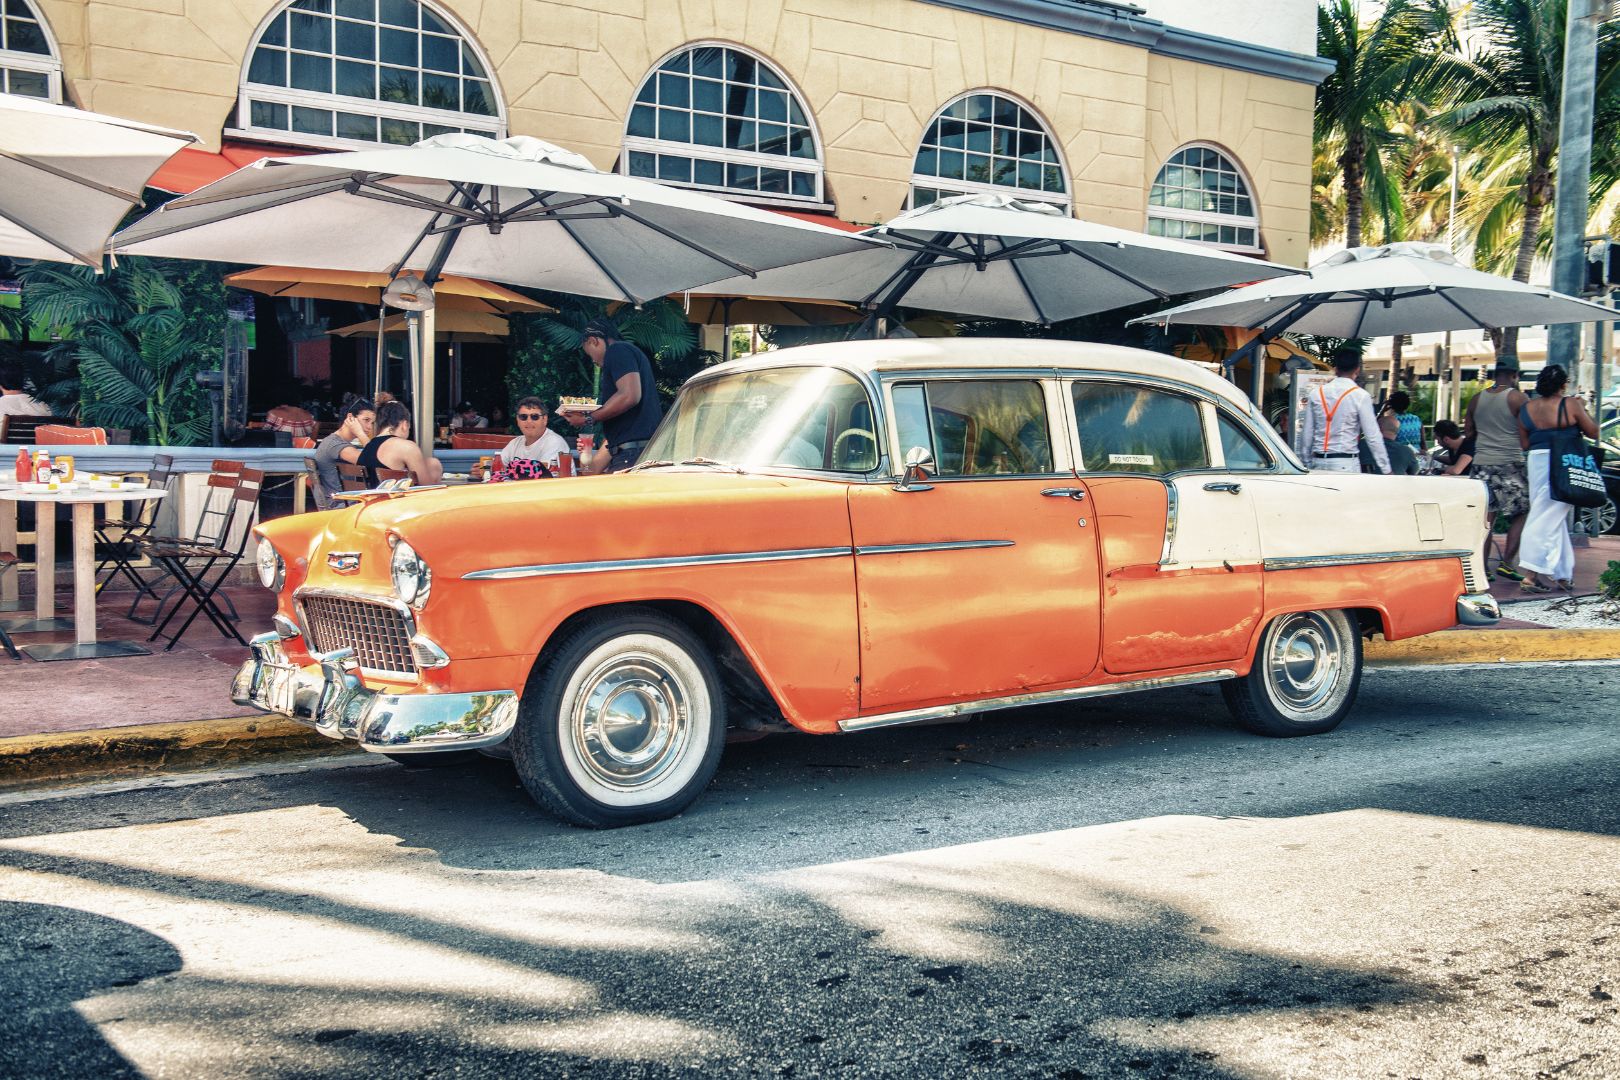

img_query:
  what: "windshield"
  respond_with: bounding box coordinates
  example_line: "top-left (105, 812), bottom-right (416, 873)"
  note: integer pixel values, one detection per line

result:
top-left (1603, 415), bottom-right (1620, 453)
top-left (643, 366), bottom-right (880, 473)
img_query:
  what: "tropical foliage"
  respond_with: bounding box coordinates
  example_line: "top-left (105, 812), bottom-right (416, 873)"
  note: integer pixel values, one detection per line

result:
top-left (18, 260), bottom-right (215, 445)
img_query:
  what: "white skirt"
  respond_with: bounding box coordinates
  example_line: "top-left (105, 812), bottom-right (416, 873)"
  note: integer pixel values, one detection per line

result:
top-left (1519, 448), bottom-right (1574, 580)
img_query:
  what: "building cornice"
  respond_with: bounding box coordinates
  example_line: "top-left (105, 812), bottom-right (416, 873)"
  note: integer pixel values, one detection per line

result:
top-left (915, 0), bottom-right (1336, 86)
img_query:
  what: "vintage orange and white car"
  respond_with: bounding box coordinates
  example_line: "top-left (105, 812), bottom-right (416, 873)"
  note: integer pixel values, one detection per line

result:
top-left (236, 339), bottom-right (1500, 826)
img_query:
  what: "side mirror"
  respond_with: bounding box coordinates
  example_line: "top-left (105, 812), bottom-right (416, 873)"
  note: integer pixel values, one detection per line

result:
top-left (894, 446), bottom-right (934, 492)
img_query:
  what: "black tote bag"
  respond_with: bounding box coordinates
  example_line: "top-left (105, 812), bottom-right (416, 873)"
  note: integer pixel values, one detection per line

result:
top-left (1547, 399), bottom-right (1607, 508)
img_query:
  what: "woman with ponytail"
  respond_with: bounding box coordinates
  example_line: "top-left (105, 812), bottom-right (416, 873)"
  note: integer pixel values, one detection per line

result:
top-left (1517, 365), bottom-right (1599, 592)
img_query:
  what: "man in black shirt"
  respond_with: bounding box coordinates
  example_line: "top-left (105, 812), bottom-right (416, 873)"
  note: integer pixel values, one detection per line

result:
top-left (559, 318), bottom-right (663, 474)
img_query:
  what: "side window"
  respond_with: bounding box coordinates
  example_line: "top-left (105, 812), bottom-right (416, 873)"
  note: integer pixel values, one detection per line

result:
top-left (1072, 382), bottom-right (1208, 474)
top-left (892, 380), bottom-right (1054, 477)
top-left (1217, 411), bottom-right (1272, 470)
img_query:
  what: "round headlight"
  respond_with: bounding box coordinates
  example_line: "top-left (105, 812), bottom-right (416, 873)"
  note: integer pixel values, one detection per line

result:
top-left (390, 537), bottom-right (431, 607)
top-left (254, 535), bottom-right (285, 591)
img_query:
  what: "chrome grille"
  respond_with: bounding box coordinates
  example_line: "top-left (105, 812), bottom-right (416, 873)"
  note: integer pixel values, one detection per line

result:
top-left (300, 593), bottom-right (417, 675)
top-left (1462, 557), bottom-right (1484, 593)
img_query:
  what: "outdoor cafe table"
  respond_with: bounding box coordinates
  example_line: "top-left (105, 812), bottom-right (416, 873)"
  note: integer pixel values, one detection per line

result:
top-left (0, 483), bottom-right (166, 661)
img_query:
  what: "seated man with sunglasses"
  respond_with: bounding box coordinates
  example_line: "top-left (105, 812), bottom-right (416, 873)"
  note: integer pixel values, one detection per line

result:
top-left (481, 396), bottom-right (572, 479)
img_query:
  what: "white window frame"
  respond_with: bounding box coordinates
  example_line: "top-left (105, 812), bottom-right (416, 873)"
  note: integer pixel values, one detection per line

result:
top-left (227, 0), bottom-right (506, 152)
top-left (0, 0), bottom-right (63, 103)
top-left (908, 90), bottom-right (1071, 212)
top-left (619, 41), bottom-right (828, 210)
top-left (1147, 142), bottom-right (1264, 255)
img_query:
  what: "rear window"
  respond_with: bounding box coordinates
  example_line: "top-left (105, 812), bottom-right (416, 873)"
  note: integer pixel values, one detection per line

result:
top-left (1071, 382), bottom-right (1208, 474)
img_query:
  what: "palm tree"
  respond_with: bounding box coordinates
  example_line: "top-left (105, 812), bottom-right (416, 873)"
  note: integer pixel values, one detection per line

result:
top-left (19, 261), bottom-right (212, 445)
top-left (1315, 0), bottom-right (1452, 248)
top-left (1428, 0), bottom-right (1620, 351)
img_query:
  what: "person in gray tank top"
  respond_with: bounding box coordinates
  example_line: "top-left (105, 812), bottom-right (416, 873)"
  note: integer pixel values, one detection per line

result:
top-left (1464, 354), bottom-right (1529, 580)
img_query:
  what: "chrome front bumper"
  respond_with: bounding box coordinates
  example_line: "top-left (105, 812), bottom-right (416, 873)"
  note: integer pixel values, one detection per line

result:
top-left (231, 632), bottom-right (518, 753)
top-left (1456, 591), bottom-right (1501, 627)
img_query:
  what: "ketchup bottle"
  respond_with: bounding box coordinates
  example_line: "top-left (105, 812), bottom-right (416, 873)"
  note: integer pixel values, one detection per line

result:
top-left (13, 447), bottom-right (29, 484)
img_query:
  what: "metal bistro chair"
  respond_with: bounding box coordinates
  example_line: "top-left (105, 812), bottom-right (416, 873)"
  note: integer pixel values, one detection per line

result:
top-left (95, 453), bottom-right (176, 595)
top-left (0, 553), bottom-right (20, 660)
top-left (125, 459), bottom-right (245, 625)
top-left (140, 467), bottom-right (264, 651)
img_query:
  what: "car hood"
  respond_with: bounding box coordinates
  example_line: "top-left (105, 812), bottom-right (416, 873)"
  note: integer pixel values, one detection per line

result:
top-left (276, 469), bottom-right (857, 594)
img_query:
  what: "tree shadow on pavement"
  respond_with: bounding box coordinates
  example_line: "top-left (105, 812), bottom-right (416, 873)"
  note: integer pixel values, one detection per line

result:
top-left (0, 900), bottom-right (182, 1080)
top-left (0, 849), bottom-right (1438, 1079)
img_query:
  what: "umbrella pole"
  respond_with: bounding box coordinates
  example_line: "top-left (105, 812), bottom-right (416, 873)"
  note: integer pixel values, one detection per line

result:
top-left (374, 297), bottom-right (386, 401)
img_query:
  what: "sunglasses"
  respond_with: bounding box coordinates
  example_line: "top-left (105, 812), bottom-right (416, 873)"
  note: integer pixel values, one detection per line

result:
top-left (517, 412), bottom-right (546, 420)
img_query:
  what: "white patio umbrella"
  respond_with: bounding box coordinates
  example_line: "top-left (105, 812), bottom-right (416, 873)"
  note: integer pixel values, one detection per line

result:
top-left (113, 133), bottom-right (876, 301)
top-left (114, 132), bottom-right (877, 446)
top-left (0, 92), bottom-right (195, 266)
top-left (1130, 243), bottom-right (1619, 337)
top-left (1129, 243), bottom-right (1620, 402)
top-left (697, 192), bottom-right (1297, 327)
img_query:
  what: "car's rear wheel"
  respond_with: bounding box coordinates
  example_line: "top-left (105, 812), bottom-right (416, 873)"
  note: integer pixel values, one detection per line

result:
top-left (1221, 609), bottom-right (1361, 737)
top-left (511, 608), bottom-right (726, 828)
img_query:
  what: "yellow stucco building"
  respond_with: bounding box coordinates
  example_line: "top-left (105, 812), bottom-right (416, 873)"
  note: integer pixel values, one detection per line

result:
top-left (7, 0), bottom-right (1327, 264)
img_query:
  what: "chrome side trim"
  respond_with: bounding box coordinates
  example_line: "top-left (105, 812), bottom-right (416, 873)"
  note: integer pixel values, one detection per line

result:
top-left (838, 668), bottom-right (1238, 733)
top-left (855, 540), bottom-right (1014, 556)
top-left (1263, 548), bottom-right (1472, 572)
top-left (1159, 479), bottom-right (1179, 565)
top-left (462, 545), bottom-right (854, 581)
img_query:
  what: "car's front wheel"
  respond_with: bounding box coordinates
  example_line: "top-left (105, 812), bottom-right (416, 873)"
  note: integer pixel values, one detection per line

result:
top-left (511, 608), bottom-right (726, 828)
top-left (1221, 609), bottom-right (1362, 737)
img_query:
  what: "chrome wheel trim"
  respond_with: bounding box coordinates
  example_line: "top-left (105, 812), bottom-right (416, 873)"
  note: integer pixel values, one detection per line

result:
top-left (556, 632), bottom-right (712, 807)
top-left (1262, 611), bottom-right (1349, 721)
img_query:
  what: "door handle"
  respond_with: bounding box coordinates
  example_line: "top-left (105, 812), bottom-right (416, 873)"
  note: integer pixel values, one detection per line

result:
top-left (1203, 481), bottom-right (1242, 494)
top-left (1040, 487), bottom-right (1087, 501)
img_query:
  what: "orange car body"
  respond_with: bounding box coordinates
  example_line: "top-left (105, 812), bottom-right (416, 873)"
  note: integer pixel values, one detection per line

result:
top-left (237, 340), bottom-right (1496, 751)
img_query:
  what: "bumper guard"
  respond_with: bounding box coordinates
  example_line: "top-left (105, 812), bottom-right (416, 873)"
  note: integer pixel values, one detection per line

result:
top-left (1456, 591), bottom-right (1501, 627)
top-left (231, 632), bottom-right (518, 753)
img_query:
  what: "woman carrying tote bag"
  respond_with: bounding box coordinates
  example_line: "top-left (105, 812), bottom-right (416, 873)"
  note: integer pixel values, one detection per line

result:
top-left (1517, 365), bottom-right (1600, 593)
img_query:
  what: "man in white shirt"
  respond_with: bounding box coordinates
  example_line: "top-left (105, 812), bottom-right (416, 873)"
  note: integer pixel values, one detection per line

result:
top-left (1298, 352), bottom-right (1391, 474)
top-left (0, 362), bottom-right (51, 418)
top-left (495, 396), bottom-right (570, 474)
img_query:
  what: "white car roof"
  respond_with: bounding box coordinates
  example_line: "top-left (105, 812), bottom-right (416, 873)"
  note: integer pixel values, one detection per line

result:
top-left (709, 338), bottom-right (1258, 413)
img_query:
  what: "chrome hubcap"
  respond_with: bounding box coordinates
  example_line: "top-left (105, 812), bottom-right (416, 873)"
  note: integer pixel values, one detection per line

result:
top-left (571, 653), bottom-right (690, 789)
top-left (1267, 612), bottom-right (1342, 714)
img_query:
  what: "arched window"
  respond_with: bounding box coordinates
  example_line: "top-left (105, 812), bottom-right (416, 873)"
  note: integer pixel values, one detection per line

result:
top-left (1147, 145), bottom-right (1261, 252)
top-left (234, 0), bottom-right (504, 150)
top-left (1, 0), bottom-right (61, 100)
top-left (910, 92), bottom-right (1068, 209)
top-left (622, 44), bottom-right (823, 205)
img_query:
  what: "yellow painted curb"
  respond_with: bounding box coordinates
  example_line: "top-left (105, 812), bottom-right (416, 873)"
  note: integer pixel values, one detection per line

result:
top-left (1367, 628), bottom-right (1620, 666)
top-left (0, 714), bottom-right (343, 790)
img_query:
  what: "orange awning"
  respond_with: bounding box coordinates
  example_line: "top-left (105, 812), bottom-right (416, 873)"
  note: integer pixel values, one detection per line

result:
top-left (148, 140), bottom-right (316, 194)
top-left (771, 209), bottom-right (867, 233)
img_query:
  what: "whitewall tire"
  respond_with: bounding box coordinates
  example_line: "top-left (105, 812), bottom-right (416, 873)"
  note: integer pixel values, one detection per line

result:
top-left (512, 608), bottom-right (726, 827)
top-left (1221, 609), bottom-right (1362, 737)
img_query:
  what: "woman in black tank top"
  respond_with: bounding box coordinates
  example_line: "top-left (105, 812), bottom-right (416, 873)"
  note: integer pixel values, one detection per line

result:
top-left (355, 434), bottom-right (397, 488)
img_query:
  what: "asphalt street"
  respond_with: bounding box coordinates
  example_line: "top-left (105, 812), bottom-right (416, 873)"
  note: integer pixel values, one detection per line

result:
top-left (1, 661), bottom-right (1617, 1080)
